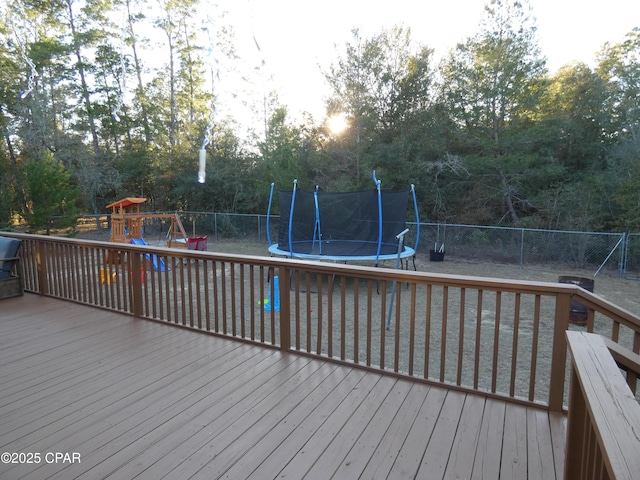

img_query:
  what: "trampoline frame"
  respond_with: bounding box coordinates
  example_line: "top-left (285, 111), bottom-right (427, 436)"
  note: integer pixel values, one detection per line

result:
top-left (267, 244), bottom-right (416, 262)
top-left (266, 172), bottom-right (420, 265)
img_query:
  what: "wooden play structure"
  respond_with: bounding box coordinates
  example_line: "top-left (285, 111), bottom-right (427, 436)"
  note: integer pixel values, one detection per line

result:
top-left (105, 197), bottom-right (190, 248)
top-left (102, 197), bottom-right (207, 281)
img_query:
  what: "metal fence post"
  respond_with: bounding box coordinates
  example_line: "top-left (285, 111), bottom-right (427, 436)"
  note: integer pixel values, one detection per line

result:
top-left (620, 232), bottom-right (627, 277)
top-left (520, 228), bottom-right (525, 269)
top-left (257, 215), bottom-right (262, 243)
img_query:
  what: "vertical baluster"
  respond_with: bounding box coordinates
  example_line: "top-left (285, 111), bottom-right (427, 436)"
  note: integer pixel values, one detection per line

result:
top-left (491, 291), bottom-right (502, 393)
top-left (408, 283), bottom-right (416, 376)
top-left (529, 294), bottom-right (541, 402)
top-left (440, 285), bottom-right (449, 383)
top-left (510, 292), bottom-right (521, 397)
top-left (353, 277), bottom-right (359, 365)
top-left (457, 287), bottom-right (466, 385)
top-left (474, 289), bottom-right (483, 389)
top-left (424, 284), bottom-right (432, 379)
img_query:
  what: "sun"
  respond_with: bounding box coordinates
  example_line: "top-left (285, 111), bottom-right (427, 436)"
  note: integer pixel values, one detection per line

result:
top-left (327, 113), bottom-right (348, 135)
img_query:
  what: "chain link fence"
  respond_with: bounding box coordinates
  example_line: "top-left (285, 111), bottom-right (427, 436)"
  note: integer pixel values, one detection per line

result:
top-left (412, 223), bottom-right (627, 274)
top-left (624, 233), bottom-right (640, 280)
top-left (68, 212), bottom-right (638, 278)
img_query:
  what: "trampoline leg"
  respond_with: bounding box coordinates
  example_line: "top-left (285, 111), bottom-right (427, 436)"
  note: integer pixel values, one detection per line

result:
top-left (386, 281), bottom-right (397, 330)
top-left (386, 229), bottom-right (408, 330)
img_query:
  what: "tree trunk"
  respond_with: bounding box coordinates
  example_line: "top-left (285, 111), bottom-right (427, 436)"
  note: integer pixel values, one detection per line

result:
top-left (502, 176), bottom-right (520, 225)
top-left (1, 105), bottom-right (19, 170)
top-left (67, 0), bottom-right (101, 156)
top-left (126, 0), bottom-right (151, 147)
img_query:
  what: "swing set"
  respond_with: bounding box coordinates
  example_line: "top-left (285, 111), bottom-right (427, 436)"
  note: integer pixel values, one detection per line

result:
top-left (105, 197), bottom-right (194, 249)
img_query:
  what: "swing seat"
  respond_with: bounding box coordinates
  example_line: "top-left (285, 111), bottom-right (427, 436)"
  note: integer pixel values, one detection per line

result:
top-left (187, 236), bottom-right (207, 251)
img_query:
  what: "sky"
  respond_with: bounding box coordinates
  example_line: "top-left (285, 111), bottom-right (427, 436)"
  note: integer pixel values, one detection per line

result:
top-left (213, 0), bottom-right (640, 125)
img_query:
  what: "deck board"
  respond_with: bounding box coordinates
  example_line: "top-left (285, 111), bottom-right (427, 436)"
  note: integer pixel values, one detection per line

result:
top-left (385, 386), bottom-right (449, 478)
top-left (243, 368), bottom-right (369, 480)
top-left (359, 382), bottom-right (437, 478)
top-left (331, 379), bottom-right (415, 479)
top-left (501, 403), bottom-right (529, 479)
top-left (0, 294), bottom-right (566, 479)
top-left (527, 407), bottom-right (557, 479)
top-left (550, 411), bottom-right (568, 477)
top-left (301, 374), bottom-right (399, 480)
top-left (446, 393), bottom-right (486, 478)
top-left (471, 395), bottom-right (505, 479)
top-left (419, 389), bottom-right (468, 477)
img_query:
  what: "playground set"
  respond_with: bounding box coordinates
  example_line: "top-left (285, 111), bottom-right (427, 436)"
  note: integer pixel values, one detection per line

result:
top-left (105, 197), bottom-right (196, 248)
top-left (101, 197), bottom-right (207, 282)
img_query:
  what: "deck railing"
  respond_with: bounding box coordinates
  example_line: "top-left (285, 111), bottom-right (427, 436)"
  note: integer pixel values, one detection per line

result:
top-left (7, 233), bottom-right (640, 479)
top-left (7, 233), bottom-right (640, 412)
top-left (564, 332), bottom-right (640, 480)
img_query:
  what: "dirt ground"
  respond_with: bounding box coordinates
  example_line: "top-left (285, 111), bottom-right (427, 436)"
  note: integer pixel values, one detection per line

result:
top-left (73, 230), bottom-right (640, 316)
top-left (206, 240), bottom-right (640, 317)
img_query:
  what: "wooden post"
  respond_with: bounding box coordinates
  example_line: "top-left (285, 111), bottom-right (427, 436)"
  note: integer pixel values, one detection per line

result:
top-left (278, 265), bottom-right (291, 351)
top-left (548, 291), bottom-right (571, 411)
top-left (563, 363), bottom-right (586, 480)
top-left (130, 251), bottom-right (143, 318)
top-left (36, 239), bottom-right (48, 295)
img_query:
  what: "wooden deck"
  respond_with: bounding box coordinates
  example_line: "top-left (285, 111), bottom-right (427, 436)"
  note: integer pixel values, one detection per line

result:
top-left (1, 294), bottom-right (566, 480)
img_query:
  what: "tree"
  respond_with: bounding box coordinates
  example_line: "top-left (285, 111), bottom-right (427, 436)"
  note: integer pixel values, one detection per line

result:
top-left (598, 28), bottom-right (640, 145)
top-left (63, 0), bottom-right (117, 156)
top-left (0, 12), bottom-right (24, 225)
top-left (441, 0), bottom-right (545, 151)
top-left (124, 0), bottom-right (153, 147)
top-left (21, 151), bottom-right (81, 231)
top-left (154, 0), bottom-right (204, 147)
top-left (600, 29), bottom-right (640, 229)
top-left (324, 26), bottom-right (435, 186)
top-left (94, 42), bottom-right (129, 156)
top-left (536, 63), bottom-right (609, 170)
top-left (438, 0), bottom-right (547, 225)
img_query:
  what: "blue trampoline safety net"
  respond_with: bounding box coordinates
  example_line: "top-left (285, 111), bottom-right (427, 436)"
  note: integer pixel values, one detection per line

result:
top-left (277, 188), bottom-right (410, 257)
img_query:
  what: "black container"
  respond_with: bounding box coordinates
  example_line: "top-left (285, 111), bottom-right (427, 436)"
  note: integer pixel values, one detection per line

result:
top-left (558, 276), bottom-right (595, 325)
top-left (429, 250), bottom-right (445, 262)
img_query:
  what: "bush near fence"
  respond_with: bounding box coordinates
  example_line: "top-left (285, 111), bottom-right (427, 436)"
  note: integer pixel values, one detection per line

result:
top-left (52, 212), bottom-right (638, 278)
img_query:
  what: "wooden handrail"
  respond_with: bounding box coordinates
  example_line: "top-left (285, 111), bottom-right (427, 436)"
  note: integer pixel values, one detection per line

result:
top-left (5, 232), bottom-right (640, 415)
top-left (565, 332), bottom-right (640, 480)
top-left (602, 337), bottom-right (640, 394)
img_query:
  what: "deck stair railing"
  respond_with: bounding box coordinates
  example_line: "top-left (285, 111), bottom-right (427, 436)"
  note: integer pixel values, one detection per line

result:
top-left (4, 233), bottom-right (640, 479)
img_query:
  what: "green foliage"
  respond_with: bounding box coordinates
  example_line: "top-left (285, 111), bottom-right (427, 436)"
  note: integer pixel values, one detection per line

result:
top-left (0, 155), bottom-right (16, 228)
top-left (21, 152), bottom-right (81, 231)
top-left (1, 0), bottom-right (639, 233)
top-left (324, 26), bottom-right (436, 186)
top-left (439, 0), bottom-right (546, 155)
top-left (536, 63), bottom-right (610, 170)
top-left (614, 163), bottom-right (640, 231)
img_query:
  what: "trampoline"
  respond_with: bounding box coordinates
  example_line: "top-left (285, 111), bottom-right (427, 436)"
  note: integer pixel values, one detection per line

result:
top-left (266, 172), bottom-right (419, 264)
